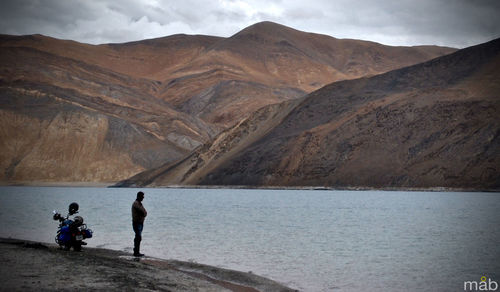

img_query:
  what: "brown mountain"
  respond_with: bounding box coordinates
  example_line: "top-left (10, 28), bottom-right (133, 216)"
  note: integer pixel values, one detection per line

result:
top-left (130, 37), bottom-right (500, 190)
top-left (0, 34), bottom-right (220, 182)
top-left (0, 22), bottom-right (455, 184)
top-left (156, 22), bottom-right (455, 127)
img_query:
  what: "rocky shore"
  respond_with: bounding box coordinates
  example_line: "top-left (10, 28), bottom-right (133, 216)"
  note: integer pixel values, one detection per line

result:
top-left (0, 238), bottom-right (295, 292)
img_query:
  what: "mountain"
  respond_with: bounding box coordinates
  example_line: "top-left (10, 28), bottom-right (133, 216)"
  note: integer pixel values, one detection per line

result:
top-left (0, 36), bottom-right (218, 183)
top-left (130, 37), bottom-right (500, 190)
top-left (157, 21), bottom-right (455, 127)
top-left (0, 22), bottom-right (455, 184)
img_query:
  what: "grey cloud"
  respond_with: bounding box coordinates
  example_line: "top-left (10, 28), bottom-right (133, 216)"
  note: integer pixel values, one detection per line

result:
top-left (0, 0), bottom-right (99, 35)
top-left (283, 7), bottom-right (325, 21)
top-left (104, 1), bottom-right (173, 26)
top-left (0, 0), bottom-right (499, 47)
top-left (301, 0), bottom-right (500, 47)
top-left (214, 10), bottom-right (248, 23)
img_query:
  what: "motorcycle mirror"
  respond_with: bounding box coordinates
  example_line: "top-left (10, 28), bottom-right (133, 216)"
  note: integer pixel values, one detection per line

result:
top-left (52, 211), bottom-right (62, 221)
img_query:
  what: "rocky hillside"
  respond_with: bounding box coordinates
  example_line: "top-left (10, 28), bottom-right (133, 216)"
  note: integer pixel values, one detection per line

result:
top-left (0, 22), bottom-right (455, 184)
top-left (0, 41), bottom-right (215, 182)
top-left (157, 21), bottom-right (455, 127)
top-left (132, 37), bottom-right (500, 190)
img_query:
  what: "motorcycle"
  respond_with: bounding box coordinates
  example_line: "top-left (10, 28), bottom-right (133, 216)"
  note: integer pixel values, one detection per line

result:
top-left (52, 202), bottom-right (93, 251)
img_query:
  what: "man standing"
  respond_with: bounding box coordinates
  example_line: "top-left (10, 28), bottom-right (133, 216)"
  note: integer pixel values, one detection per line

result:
top-left (132, 191), bottom-right (147, 257)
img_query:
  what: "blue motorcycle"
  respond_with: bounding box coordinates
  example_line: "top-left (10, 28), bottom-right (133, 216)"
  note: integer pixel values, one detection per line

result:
top-left (53, 202), bottom-right (93, 251)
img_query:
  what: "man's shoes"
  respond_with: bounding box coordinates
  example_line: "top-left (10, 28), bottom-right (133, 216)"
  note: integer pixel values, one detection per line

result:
top-left (133, 252), bottom-right (145, 257)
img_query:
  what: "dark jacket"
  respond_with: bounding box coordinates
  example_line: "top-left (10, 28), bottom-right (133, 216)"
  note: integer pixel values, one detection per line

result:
top-left (132, 200), bottom-right (147, 223)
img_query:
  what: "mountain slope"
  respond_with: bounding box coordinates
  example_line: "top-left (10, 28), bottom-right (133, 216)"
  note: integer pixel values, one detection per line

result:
top-left (0, 22), bottom-right (456, 184)
top-left (0, 39), bottom-right (216, 183)
top-left (0, 33), bottom-right (223, 81)
top-left (138, 37), bottom-right (500, 190)
top-left (158, 21), bottom-right (455, 127)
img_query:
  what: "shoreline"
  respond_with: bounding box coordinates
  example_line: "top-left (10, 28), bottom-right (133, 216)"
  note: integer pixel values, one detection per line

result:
top-left (117, 184), bottom-right (499, 193)
top-left (0, 238), bottom-right (296, 292)
top-left (1, 181), bottom-right (498, 192)
top-left (0, 181), bottom-right (115, 188)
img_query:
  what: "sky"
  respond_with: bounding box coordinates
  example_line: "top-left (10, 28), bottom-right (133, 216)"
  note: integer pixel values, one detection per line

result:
top-left (0, 0), bottom-right (499, 48)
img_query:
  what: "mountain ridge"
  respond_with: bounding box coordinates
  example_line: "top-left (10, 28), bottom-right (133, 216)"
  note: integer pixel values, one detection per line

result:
top-left (0, 21), bottom-right (459, 185)
top-left (128, 37), bottom-right (500, 190)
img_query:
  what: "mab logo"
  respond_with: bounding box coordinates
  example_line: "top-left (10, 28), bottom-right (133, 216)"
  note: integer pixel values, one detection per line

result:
top-left (464, 276), bottom-right (498, 291)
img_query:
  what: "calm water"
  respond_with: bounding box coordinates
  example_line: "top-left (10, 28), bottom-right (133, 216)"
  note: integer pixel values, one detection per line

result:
top-left (0, 187), bottom-right (499, 291)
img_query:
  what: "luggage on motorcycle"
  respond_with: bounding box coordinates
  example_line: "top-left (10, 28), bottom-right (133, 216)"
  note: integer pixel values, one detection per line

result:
top-left (73, 216), bottom-right (84, 227)
top-left (58, 226), bottom-right (71, 243)
top-left (84, 229), bottom-right (93, 238)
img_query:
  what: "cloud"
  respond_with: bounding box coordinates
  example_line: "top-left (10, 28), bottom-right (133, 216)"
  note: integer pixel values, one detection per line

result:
top-left (0, 0), bottom-right (499, 48)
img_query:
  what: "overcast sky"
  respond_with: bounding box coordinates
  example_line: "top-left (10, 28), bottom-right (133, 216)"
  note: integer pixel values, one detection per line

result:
top-left (1, 0), bottom-right (499, 48)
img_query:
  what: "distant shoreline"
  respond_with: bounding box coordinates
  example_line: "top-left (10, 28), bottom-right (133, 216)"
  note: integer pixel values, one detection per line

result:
top-left (0, 181), bottom-right (115, 188)
top-left (132, 184), bottom-right (499, 193)
top-left (1, 181), bottom-right (498, 192)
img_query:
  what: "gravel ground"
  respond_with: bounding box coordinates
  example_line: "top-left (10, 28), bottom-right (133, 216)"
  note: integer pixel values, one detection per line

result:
top-left (0, 238), bottom-right (296, 292)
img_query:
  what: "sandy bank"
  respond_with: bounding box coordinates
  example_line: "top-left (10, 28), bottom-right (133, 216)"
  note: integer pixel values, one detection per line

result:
top-left (0, 238), bottom-right (296, 292)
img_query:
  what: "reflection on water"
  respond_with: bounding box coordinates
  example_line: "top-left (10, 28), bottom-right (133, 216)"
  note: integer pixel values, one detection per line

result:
top-left (0, 187), bottom-right (499, 291)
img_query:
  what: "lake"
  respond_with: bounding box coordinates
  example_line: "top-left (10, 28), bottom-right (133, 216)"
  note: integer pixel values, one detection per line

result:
top-left (0, 187), bottom-right (498, 291)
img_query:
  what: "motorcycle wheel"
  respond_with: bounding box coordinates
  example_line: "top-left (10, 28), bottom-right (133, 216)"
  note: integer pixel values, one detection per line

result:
top-left (73, 242), bottom-right (82, 252)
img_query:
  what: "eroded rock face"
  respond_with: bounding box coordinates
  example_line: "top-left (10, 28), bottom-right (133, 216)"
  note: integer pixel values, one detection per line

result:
top-left (144, 38), bottom-right (500, 190)
top-left (0, 22), bottom-right (455, 184)
top-left (0, 93), bottom-right (187, 183)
